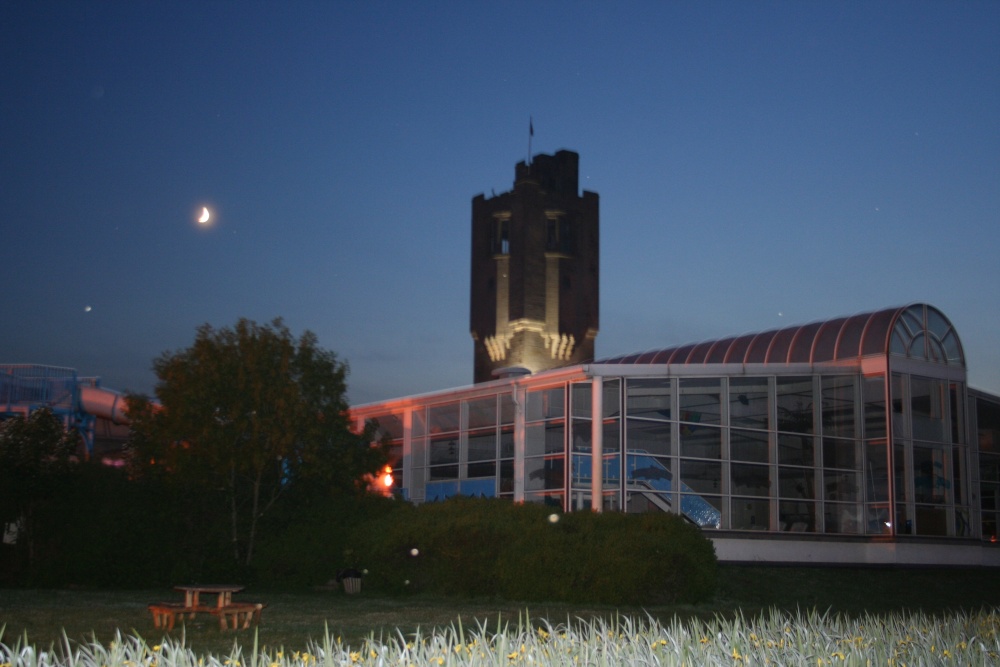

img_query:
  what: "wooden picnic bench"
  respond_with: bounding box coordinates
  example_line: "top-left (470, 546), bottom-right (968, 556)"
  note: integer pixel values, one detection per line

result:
top-left (148, 585), bottom-right (265, 630)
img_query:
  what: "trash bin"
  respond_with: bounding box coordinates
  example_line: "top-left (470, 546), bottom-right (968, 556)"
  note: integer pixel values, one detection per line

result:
top-left (336, 568), bottom-right (363, 594)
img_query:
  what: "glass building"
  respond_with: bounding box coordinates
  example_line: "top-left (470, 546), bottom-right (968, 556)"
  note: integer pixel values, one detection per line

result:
top-left (351, 303), bottom-right (1000, 565)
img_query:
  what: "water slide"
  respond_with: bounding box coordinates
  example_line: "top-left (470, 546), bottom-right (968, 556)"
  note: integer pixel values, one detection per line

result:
top-left (573, 451), bottom-right (722, 527)
top-left (79, 385), bottom-right (132, 425)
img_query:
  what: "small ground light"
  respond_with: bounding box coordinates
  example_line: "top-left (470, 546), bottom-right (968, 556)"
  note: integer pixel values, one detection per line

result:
top-left (410, 548), bottom-right (419, 556)
top-left (548, 513), bottom-right (559, 523)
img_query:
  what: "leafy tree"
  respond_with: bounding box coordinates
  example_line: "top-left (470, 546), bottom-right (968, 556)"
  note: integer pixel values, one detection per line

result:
top-left (0, 408), bottom-right (79, 573)
top-left (126, 318), bottom-right (385, 569)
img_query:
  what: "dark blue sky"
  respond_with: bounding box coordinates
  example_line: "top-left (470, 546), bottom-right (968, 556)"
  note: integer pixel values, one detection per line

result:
top-left (3, 1), bottom-right (998, 404)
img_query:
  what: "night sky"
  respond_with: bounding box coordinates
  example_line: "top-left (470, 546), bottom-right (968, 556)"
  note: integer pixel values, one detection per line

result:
top-left (3, 1), bottom-right (998, 405)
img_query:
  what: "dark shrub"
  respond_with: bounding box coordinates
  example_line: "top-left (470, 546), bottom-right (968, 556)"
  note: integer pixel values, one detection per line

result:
top-left (350, 497), bottom-right (717, 604)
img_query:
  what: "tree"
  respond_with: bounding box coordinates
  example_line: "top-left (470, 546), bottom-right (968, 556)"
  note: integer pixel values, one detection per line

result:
top-left (126, 318), bottom-right (385, 569)
top-left (0, 408), bottom-right (79, 573)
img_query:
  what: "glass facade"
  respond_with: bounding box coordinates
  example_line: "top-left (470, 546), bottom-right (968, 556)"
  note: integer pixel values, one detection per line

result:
top-left (353, 304), bottom-right (996, 548)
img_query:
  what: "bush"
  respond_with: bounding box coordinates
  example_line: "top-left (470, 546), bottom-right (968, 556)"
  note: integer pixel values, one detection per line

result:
top-left (350, 497), bottom-right (717, 605)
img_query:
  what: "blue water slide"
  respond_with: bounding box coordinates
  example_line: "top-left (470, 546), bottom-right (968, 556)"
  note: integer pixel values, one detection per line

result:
top-left (573, 451), bottom-right (721, 528)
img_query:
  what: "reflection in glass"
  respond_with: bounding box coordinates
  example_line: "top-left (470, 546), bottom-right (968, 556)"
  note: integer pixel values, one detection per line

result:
top-left (823, 437), bottom-right (856, 469)
top-left (823, 470), bottom-right (859, 502)
top-left (731, 463), bottom-right (770, 496)
top-left (731, 428), bottom-right (770, 462)
top-left (526, 422), bottom-right (564, 456)
top-left (821, 376), bottom-right (855, 438)
top-left (779, 500), bottom-right (815, 532)
top-left (825, 503), bottom-right (861, 534)
top-left (731, 497), bottom-right (770, 530)
top-left (627, 419), bottom-right (671, 457)
top-left (525, 456), bottom-right (564, 491)
top-left (680, 424), bottom-right (722, 459)
top-left (778, 466), bottom-right (815, 500)
top-left (776, 377), bottom-right (813, 434)
top-left (730, 377), bottom-right (769, 430)
top-left (778, 432), bottom-right (813, 466)
top-left (626, 378), bottom-right (671, 420)
top-left (679, 378), bottom-right (721, 425)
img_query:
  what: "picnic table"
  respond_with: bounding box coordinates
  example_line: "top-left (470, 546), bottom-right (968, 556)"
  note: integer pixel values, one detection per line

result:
top-left (148, 585), bottom-right (264, 630)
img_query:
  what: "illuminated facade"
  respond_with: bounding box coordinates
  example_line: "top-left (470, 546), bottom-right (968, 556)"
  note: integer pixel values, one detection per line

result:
top-left (352, 303), bottom-right (1000, 565)
top-left (470, 150), bottom-right (599, 383)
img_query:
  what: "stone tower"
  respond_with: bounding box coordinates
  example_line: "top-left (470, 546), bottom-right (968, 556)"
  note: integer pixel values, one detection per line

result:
top-left (470, 150), bottom-right (599, 383)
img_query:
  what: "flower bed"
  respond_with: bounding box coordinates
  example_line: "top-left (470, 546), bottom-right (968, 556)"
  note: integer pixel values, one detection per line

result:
top-left (2, 608), bottom-right (998, 666)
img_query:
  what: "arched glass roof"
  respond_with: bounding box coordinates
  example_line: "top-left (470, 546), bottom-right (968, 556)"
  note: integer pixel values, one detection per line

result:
top-left (597, 303), bottom-right (965, 368)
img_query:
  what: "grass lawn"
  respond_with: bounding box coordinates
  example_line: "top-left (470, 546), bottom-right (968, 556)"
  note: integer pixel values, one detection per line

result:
top-left (1, 565), bottom-right (998, 656)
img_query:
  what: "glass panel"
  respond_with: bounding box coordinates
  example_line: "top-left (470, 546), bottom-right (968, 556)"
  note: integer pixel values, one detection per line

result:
top-left (942, 331), bottom-right (963, 363)
top-left (428, 402), bottom-right (460, 434)
top-left (603, 379), bottom-right (622, 419)
top-left (499, 426), bottom-right (514, 459)
top-left (369, 413), bottom-right (403, 440)
top-left (467, 430), bottom-right (496, 462)
top-left (602, 420), bottom-right (621, 453)
top-left (730, 428), bottom-right (769, 463)
top-left (627, 418), bottom-right (672, 457)
top-left (914, 506), bottom-right (948, 536)
top-left (778, 432), bottom-right (814, 466)
top-left (679, 459), bottom-right (722, 495)
top-left (411, 408), bottom-right (426, 438)
top-left (730, 377), bottom-right (769, 430)
top-left (571, 418), bottom-right (591, 452)
top-left (776, 377), bottom-right (813, 434)
top-left (863, 376), bottom-right (887, 439)
top-left (823, 438), bottom-right (856, 470)
top-left (779, 500), bottom-right (815, 532)
top-left (467, 397), bottom-right (497, 429)
top-left (913, 445), bottom-right (949, 503)
top-left (927, 307), bottom-right (949, 340)
top-left (680, 424), bottom-right (722, 459)
top-left (499, 393), bottom-right (515, 425)
top-left (953, 447), bottom-right (965, 505)
top-left (731, 498), bottom-right (770, 530)
top-left (865, 442), bottom-right (889, 503)
top-left (525, 457), bottom-right (564, 491)
top-left (912, 377), bottom-right (946, 442)
top-left (571, 382), bottom-right (591, 418)
top-left (950, 383), bottom-right (964, 444)
top-left (428, 465), bottom-right (458, 481)
top-left (524, 491), bottom-right (564, 508)
top-left (527, 386), bottom-right (565, 421)
top-left (411, 436), bottom-right (427, 467)
top-left (429, 434), bottom-right (458, 465)
top-left (731, 463), bottom-right (770, 496)
top-left (499, 459), bottom-right (514, 494)
top-left (981, 397), bottom-right (1000, 453)
top-left (821, 376), bottom-right (855, 438)
top-left (679, 378), bottom-right (721, 425)
top-left (894, 442), bottom-right (907, 502)
top-left (626, 491), bottom-right (671, 514)
top-left (680, 494), bottom-right (722, 528)
top-left (778, 466), bottom-right (815, 500)
top-left (459, 479), bottom-right (495, 497)
top-left (824, 470), bottom-right (860, 502)
top-left (467, 461), bottom-right (495, 479)
top-left (825, 503), bottom-right (862, 534)
top-left (526, 422), bottom-right (564, 456)
top-left (891, 374), bottom-right (906, 438)
top-left (627, 378), bottom-right (672, 420)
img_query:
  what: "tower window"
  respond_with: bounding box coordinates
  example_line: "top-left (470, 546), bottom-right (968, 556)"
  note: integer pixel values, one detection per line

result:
top-left (492, 217), bottom-right (510, 255)
top-left (546, 217), bottom-right (573, 253)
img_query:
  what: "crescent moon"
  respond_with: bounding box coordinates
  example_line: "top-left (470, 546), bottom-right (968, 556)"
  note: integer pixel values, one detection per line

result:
top-left (198, 207), bottom-right (211, 224)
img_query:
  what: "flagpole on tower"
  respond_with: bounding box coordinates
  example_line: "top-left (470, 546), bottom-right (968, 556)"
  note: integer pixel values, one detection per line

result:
top-left (528, 116), bottom-right (534, 165)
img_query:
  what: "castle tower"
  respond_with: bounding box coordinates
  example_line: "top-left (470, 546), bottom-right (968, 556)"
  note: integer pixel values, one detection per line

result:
top-left (470, 150), bottom-right (599, 383)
